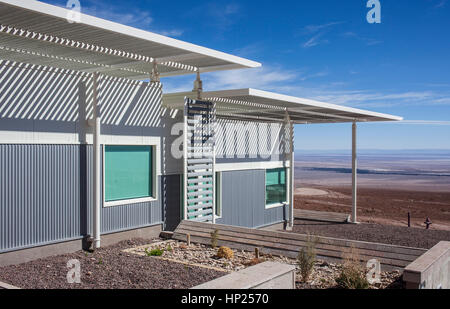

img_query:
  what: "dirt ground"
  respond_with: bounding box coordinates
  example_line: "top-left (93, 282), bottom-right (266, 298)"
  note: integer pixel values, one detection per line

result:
top-left (295, 186), bottom-right (450, 231)
top-left (0, 239), bottom-right (224, 289)
top-left (292, 219), bottom-right (450, 249)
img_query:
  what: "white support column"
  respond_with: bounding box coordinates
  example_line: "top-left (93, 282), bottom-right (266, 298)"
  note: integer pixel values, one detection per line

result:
top-left (92, 72), bottom-right (101, 248)
top-left (183, 101), bottom-right (188, 221)
top-left (351, 121), bottom-right (358, 224)
top-left (286, 112), bottom-right (295, 230)
top-left (211, 102), bottom-right (216, 225)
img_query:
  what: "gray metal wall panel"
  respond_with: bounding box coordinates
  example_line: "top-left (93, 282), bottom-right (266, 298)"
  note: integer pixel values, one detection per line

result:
top-left (216, 169), bottom-right (286, 228)
top-left (0, 144), bottom-right (163, 253)
top-left (0, 144), bottom-right (82, 252)
top-left (161, 174), bottom-right (182, 231)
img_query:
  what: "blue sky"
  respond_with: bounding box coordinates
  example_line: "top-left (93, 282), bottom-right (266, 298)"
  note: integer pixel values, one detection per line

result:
top-left (41, 0), bottom-right (450, 150)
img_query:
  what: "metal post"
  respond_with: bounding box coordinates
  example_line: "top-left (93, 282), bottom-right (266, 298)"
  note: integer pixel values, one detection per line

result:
top-left (285, 112), bottom-right (295, 230)
top-left (183, 100), bottom-right (188, 221)
top-left (193, 71), bottom-right (202, 100)
top-left (289, 120), bottom-right (295, 229)
top-left (211, 102), bottom-right (216, 225)
top-left (351, 121), bottom-right (358, 224)
top-left (92, 72), bottom-right (101, 248)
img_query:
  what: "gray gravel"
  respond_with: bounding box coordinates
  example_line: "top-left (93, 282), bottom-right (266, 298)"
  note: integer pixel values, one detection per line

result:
top-left (0, 239), bottom-right (225, 289)
top-left (292, 219), bottom-right (450, 249)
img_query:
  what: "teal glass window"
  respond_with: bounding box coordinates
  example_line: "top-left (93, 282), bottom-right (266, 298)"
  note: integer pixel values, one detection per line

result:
top-left (265, 168), bottom-right (287, 206)
top-left (104, 145), bottom-right (153, 202)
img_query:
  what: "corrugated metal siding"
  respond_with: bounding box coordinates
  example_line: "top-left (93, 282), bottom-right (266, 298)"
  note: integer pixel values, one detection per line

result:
top-left (216, 169), bottom-right (286, 228)
top-left (215, 119), bottom-right (290, 164)
top-left (0, 144), bottom-right (83, 252)
top-left (161, 174), bottom-right (182, 231)
top-left (0, 144), bottom-right (163, 253)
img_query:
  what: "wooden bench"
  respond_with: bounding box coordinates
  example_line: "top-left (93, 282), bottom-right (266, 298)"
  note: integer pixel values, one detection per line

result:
top-left (173, 220), bottom-right (427, 271)
top-left (294, 209), bottom-right (350, 223)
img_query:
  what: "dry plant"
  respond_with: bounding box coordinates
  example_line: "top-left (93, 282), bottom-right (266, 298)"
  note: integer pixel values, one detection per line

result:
top-left (210, 229), bottom-right (219, 249)
top-left (216, 246), bottom-right (234, 260)
top-left (335, 246), bottom-right (369, 289)
top-left (297, 235), bottom-right (318, 283)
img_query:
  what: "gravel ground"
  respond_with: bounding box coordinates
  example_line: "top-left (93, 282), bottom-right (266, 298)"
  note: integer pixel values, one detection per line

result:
top-left (292, 219), bottom-right (450, 249)
top-left (0, 239), bottom-right (225, 289)
top-left (127, 240), bottom-right (403, 289)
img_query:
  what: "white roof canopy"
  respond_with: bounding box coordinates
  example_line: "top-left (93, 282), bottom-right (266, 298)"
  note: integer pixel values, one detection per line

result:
top-left (0, 0), bottom-right (260, 79)
top-left (163, 88), bottom-right (403, 124)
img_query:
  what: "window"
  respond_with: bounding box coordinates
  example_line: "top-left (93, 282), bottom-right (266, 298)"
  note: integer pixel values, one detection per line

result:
top-left (265, 168), bottom-right (287, 207)
top-left (104, 145), bottom-right (154, 206)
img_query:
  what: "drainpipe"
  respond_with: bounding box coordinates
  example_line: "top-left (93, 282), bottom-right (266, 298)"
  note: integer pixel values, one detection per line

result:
top-left (92, 72), bottom-right (101, 248)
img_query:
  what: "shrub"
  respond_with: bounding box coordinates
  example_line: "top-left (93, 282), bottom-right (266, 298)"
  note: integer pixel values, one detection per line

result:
top-left (216, 246), bottom-right (234, 260)
top-left (244, 258), bottom-right (264, 267)
top-left (297, 235), bottom-right (317, 283)
top-left (335, 247), bottom-right (369, 289)
top-left (145, 248), bottom-right (164, 257)
top-left (210, 229), bottom-right (219, 249)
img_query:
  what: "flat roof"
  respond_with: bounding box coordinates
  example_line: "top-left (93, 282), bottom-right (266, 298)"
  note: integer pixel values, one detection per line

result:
top-left (163, 88), bottom-right (403, 124)
top-left (0, 0), bottom-right (261, 79)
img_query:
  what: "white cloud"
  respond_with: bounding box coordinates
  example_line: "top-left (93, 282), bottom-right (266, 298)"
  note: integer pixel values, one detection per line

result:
top-left (434, 0), bottom-right (447, 8)
top-left (302, 22), bottom-right (344, 34)
top-left (202, 66), bottom-right (298, 92)
top-left (395, 120), bottom-right (450, 126)
top-left (302, 33), bottom-right (329, 48)
top-left (156, 29), bottom-right (185, 37)
top-left (309, 89), bottom-right (450, 108)
top-left (341, 31), bottom-right (383, 46)
top-left (61, 1), bottom-right (184, 37)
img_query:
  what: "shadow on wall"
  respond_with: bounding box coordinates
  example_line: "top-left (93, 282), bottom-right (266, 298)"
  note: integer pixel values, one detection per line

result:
top-left (0, 60), bottom-right (166, 138)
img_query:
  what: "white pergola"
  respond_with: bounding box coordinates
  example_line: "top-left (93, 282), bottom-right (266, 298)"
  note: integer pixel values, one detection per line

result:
top-left (164, 88), bottom-right (403, 227)
top-left (0, 0), bottom-right (260, 248)
top-left (0, 0), bottom-right (260, 79)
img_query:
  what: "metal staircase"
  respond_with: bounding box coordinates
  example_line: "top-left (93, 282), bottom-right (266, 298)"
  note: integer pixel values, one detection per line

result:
top-left (183, 97), bottom-right (216, 223)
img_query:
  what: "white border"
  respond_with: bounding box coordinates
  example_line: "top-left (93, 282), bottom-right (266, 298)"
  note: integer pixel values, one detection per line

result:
top-left (264, 167), bottom-right (288, 210)
top-left (103, 144), bottom-right (158, 208)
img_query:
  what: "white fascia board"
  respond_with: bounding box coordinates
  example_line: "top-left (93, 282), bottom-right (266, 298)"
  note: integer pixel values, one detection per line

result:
top-left (203, 88), bottom-right (403, 122)
top-left (1, 0), bottom-right (261, 70)
top-left (246, 88), bottom-right (403, 121)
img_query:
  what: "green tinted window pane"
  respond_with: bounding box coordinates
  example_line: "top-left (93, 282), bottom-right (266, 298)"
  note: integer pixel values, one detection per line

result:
top-left (105, 145), bottom-right (152, 202)
top-left (265, 168), bottom-right (286, 205)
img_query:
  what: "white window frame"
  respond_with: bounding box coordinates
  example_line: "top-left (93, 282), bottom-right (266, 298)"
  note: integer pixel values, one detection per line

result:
top-left (264, 168), bottom-right (288, 209)
top-left (103, 144), bottom-right (158, 208)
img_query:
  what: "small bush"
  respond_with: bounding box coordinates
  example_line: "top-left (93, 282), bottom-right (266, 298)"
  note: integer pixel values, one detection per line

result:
top-left (244, 258), bottom-right (264, 267)
top-left (145, 248), bottom-right (164, 257)
top-left (297, 235), bottom-right (317, 283)
top-left (335, 247), bottom-right (369, 289)
top-left (210, 229), bottom-right (219, 249)
top-left (216, 246), bottom-right (234, 260)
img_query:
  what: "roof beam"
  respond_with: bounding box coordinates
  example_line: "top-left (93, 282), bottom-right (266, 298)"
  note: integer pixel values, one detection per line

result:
top-left (0, 23), bottom-right (199, 76)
